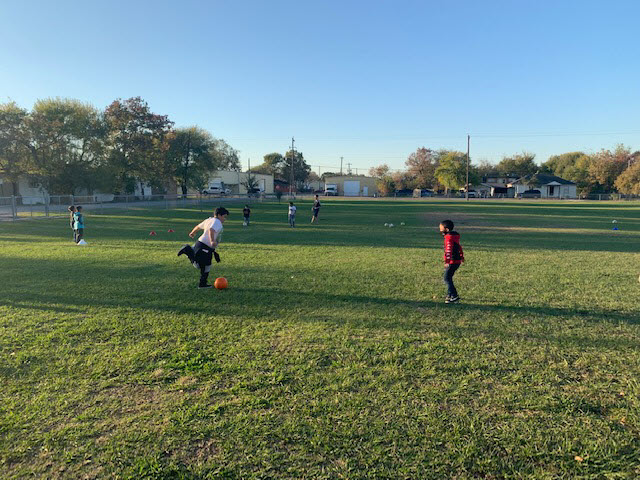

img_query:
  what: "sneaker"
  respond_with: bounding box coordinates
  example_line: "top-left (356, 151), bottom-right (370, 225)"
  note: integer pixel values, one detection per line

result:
top-left (177, 244), bottom-right (189, 257)
top-left (198, 284), bottom-right (213, 289)
top-left (445, 296), bottom-right (460, 304)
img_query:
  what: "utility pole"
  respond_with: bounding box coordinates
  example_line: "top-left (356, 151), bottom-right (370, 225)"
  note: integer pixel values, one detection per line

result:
top-left (466, 134), bottom-right (470, 201)
top-left (340, 157), bottom-right (343, 175)
top-left (290, 137), bottom-right (295, 198)
top-left (347, 162), bottom-right (352, 175)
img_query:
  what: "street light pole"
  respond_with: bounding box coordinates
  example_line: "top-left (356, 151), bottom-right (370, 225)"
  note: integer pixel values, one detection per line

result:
top-left (290, 137), bottom-right (295, 198)
top-left (466, 134), bottom-right (470, 201)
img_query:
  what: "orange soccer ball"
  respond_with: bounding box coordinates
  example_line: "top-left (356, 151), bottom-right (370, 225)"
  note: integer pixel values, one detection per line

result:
top-left (214, 277), bottom-right (228, 289)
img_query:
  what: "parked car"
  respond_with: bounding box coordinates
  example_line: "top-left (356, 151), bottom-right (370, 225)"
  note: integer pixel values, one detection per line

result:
top-left (202, 184), bottom-right (231, 195)
top-left (414, 189), bottom-right (435, 198)
top-left (518, 189), bottom-right (541, 199)
top-left (394, 189), bottom-right (414, 197)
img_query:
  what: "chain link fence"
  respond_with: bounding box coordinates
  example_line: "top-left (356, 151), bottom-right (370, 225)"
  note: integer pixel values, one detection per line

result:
top-left (0, 193), bottom-right (266, 221)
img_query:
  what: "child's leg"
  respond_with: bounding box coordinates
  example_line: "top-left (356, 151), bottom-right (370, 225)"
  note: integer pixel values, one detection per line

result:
top-left (443, 264), bottom-right (459, 298)
top-left (178, 244), bottom-right (195, 262)
top-left (199, 264), bottom-right (211, 287)
top-left (76, 228), bottom-right (84, 243)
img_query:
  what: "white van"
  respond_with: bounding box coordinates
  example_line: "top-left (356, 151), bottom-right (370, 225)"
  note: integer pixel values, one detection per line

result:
top-left (202, 183), bottom-right (230, 195)
top-left (324, 184), bottom-right (338, 196)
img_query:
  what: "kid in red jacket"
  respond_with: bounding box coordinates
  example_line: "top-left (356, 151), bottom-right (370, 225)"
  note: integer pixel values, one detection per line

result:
top-left (440, 219), bottom-right (464, 303)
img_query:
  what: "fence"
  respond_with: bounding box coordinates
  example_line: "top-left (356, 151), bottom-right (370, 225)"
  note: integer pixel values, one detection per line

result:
top-left (0, 193), bottom-right (266, 221)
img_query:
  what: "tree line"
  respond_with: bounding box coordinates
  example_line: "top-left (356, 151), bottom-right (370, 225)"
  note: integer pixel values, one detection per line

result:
top-left (0, 97), bottom-right (240, 196)
top-left (368, 145), bottom-right (640, 196)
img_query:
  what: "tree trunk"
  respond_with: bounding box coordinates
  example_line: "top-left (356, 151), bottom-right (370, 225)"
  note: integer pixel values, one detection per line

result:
top-left (181, 184), bottom-right (187, 195)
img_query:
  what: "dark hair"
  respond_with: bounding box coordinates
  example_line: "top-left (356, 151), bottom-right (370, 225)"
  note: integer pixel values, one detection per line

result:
top-left (440, 219), bottom-right (454, 230)
top-left (67, 205), bottom-right (75, 212)
top-left (76, 206), bottom-right (82, 211)
top-left (289, 202), bottom-right (294, 205)
top-left (215, 207), bottom-right (229, 216)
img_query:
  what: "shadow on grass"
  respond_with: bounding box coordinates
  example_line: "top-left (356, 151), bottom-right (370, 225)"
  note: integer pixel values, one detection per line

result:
top-left (1, 255), bottom-right (638, 354)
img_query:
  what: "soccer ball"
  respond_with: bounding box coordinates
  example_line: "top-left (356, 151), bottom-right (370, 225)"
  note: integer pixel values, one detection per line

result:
top-left (389, 223), bottom-right (394, 228)
top-left (612, 220), bottom-right (618, 224)
top-left (400, 222), bottom-right (405, 226)
top-left (384, 223), bottom-right (388, 227)
top-left (214, 277), bottom-right (228, 289)
top-left (243, 222), bottom-right (247, 227)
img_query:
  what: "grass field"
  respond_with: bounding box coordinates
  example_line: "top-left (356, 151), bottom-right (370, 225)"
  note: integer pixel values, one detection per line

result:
top-left (1, 198), bottom-right (640, 479)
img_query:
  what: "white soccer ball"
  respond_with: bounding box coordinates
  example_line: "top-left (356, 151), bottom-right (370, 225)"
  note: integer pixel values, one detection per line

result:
top-left (389, 223), bottom-right (394, 228)
top-left (384, 223), bottom-right (388, 227)
top-left (400, 222), bottom-right (405, 226)
top-left (612, 220), bottom-right (618, 224)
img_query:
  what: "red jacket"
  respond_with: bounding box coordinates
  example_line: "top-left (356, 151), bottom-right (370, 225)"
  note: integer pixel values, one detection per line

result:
top-left (443, 231), bottom-right (464, 265)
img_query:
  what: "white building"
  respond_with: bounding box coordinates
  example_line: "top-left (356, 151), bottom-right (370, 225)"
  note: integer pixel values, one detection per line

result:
top-left (509, 173), bottom-right (577, 199)
top-left (201, 170), bottom-right (274, 195)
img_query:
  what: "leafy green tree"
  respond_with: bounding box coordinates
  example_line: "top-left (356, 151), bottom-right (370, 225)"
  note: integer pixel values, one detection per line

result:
top-left (0, 102), bottom-right (30, 196)
top-left (614, 159), bottom-right (640, 194)
top-left (588, 145), bottom-right (631, 193)
top-left (25, 98), bottom-right (106, 194)
top-left (435, 151), bottom-right (468, 193)
top-left (543, 151), bottom-right (593, 194)
top-left (104, 97), bottom-right (173, 194)
top-left (166, 127), bottom-right (219, 195)
top-left (252, 153), bottom-right (285, 178)
top-left (282, 150), bottom-right (310, 189)
top-left (495, 152), bottom-right (538, 178)
top-left (369, 164), bottom-right (395, 196)
top-left (405, 147), bottom-right (439, 188)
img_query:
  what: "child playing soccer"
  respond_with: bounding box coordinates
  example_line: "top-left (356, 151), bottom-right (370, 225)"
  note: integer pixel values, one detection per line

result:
top-left (440, 219), bottom-right (464, 303)
top-left (288, 202), bottom-right (297, 227)
top-left (68, 205), bottom-right (76, 242)
top-left (243, 204), bottom-right (251, 226)
top-left (73, 206), bottom-right (85, 244)
top-left (177, 207), bottom-right (229, 289)
top-left (311, 195), bottom-right (321, 223)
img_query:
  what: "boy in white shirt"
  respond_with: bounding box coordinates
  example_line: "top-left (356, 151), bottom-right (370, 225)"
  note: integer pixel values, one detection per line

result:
top-left (288, 202), bottom-right (297, 227)
top-left (178, 207), bottom-right (229, 288)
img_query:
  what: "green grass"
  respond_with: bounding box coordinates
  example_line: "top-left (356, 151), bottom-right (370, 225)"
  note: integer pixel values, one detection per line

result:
top-left (1, 198), bottom-right (640, 479)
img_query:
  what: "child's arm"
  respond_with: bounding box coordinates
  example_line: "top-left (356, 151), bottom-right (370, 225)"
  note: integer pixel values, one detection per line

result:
top-left (188, 225), bottom-right (200, 238)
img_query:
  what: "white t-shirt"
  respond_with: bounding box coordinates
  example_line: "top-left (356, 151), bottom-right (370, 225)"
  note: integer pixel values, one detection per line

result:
top-left (197, 217), bottom-right (223, 247)
top-left (288, 205), bottom-right (297, 215)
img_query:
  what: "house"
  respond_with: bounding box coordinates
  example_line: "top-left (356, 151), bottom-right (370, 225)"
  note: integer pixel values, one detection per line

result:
top-left (322, 175), bottom-right (378, 196)
top-left (509, 173), bottom-right (577, 199)
top-left (480, 172), bottom-right (521, 197)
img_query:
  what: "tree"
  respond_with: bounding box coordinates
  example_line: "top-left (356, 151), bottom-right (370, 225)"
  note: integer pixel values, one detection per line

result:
top-left (166, 127), bottom-right (219, 195)
top-left (0, 102), bottom-right (30, 196)
top-left (282, 150), bottom-right (311, 189)
top-left (104, 97), bottom-right (173, 194)
top-left (435, 151), bottom-right (468, 193)
top-left (543, 152), bottom-right (593, 195)
top-left (588, 145), bottom-right (631, 193)
top-left (405, 147), bottom-right (439, 188)
top-left (369, 164), bottom-right (395, 196)
top-left (391, 171), bottom-right (415, 190)
top-left (25, 98), bottom-right (106, 194)
top-left (614, 160), bottom-right (640, 194)
top-left (214, 139), bottom-right (240, 171)
top-left (241, 170), bottom-right (260, 193)
top-left (495, 152), bottom-right (538, 178)
top-left (251, 153), bottom-right (284, 178)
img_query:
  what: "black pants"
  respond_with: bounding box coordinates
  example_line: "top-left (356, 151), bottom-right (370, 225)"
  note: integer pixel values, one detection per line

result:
top-left (444, 264), bottom-right (460, 298)
top-left (192, 241), bottom-right (213, 286)
top-left (75, 228), bottom-right (84, 243)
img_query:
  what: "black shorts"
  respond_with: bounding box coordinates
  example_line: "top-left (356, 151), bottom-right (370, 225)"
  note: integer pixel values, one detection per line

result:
top-left (193, 241), bottom-right (213, 266)
top-left (312, 208), bottom-right (320, 217)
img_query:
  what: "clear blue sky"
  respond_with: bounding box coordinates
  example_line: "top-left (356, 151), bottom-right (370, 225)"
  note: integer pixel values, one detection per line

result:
top-left (2, 0), bottom-right (639, 174)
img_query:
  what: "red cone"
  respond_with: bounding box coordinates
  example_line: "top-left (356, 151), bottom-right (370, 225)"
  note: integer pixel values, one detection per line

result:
top-left (149, 231), bottom-right (156, 236)
top-left (168, 229), bottom-right (174, 233)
